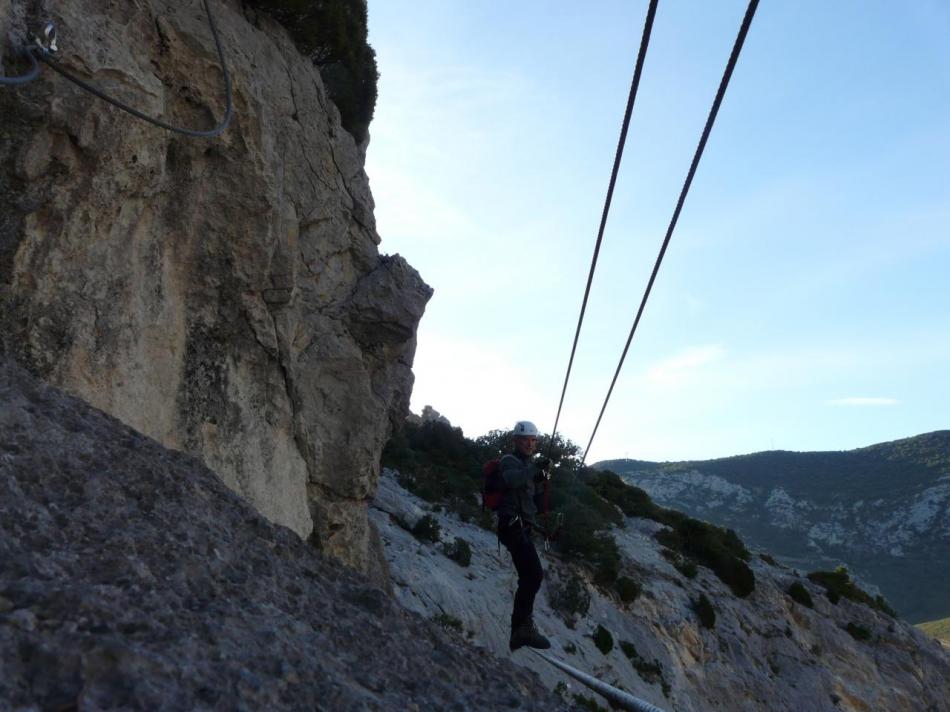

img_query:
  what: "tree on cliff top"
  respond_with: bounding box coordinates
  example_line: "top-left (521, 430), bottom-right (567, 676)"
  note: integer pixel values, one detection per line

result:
top-left (247, 0), bottom-right (378, 143)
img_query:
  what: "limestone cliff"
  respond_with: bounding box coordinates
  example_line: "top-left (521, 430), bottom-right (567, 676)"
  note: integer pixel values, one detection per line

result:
top-left (0, 0), bottom-right (431, 582)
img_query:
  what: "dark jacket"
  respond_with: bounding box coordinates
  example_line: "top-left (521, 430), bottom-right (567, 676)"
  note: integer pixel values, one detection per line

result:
top-left (497, 451), bottom-right (545, 526)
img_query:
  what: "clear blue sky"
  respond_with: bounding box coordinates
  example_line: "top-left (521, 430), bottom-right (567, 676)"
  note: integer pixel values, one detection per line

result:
top-left (365, 1), bottom-right (950, 462)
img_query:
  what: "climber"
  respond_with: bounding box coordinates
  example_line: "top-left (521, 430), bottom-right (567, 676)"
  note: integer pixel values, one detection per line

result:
top-left (497, 420), bottom-right (553, 652)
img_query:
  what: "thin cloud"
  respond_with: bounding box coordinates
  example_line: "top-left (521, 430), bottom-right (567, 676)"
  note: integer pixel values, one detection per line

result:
top-left (645, 345), bottom-right (726, 387)
top-left (827, 397), bottom-right (899, 407)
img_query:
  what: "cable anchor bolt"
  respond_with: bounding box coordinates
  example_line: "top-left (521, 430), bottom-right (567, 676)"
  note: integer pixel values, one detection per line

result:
top-left (33, 23), bottom-right (58, 55)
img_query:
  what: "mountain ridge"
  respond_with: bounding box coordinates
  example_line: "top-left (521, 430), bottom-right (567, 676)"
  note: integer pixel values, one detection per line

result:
top-left (595, 430), bottom-right (950, 623)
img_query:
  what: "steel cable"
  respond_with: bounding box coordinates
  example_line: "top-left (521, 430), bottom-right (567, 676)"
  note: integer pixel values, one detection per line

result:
top-left (582, 0), bottom-right (760, 463)
top-left (546, 0), bottom-right (659, 459)
top-left (0, 45), bottom-right (41, 85)
top-left (8, 0), bottom-right (233, 137)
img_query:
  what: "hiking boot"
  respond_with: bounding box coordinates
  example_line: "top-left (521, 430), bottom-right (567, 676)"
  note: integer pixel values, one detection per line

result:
top-left (509, 619), bottom-right (551, 651)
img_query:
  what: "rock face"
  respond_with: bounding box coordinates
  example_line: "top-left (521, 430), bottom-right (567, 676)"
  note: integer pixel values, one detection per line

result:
top-left (598, 434), bottom-right (950, 623)
top-left (0, 358), bottom-right (565, 711)
top-left (371, 469), bottom-right (950, 712)
top-left (0, 0), bottom-right (431, 581)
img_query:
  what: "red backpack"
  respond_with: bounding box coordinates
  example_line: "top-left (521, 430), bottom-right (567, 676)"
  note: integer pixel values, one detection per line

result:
top-left (481, 457), bottom-right (506, 511)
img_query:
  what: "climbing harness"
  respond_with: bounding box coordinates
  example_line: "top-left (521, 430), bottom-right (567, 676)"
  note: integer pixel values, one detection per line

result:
top-left (1, 0), bottom-right (233, 137)
top-left (582, 0), bottom-right (759, 462)
top-left (529, 649), bottom-right (669, 712)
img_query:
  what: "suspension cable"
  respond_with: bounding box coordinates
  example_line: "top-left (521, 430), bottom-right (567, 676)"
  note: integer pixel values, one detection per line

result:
top-left (546, 0), bottom-right (659, 459)
top-left (5, 0), bottom-right (233, 137)
top-left (582, 0), bottom-right (760, 463)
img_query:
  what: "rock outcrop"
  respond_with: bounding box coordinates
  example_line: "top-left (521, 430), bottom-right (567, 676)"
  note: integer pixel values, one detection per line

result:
top-left (371, 469), bottom-right (950, 711)
top-left (0, 358), bottom-right (565, 711)
top-left (0, 0), bottom-right (431, 582)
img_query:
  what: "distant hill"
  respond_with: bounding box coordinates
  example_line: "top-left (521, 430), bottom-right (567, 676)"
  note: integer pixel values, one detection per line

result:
top-left (918, 617), bottom-right (950, 647)
top-left (596, 431), bottom-right (950, 623)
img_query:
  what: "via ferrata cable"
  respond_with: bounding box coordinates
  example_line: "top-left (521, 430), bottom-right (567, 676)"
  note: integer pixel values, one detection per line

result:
top-left (581, 0), bottom-right (760, 464)
top-left (2, 0), bottom-right (233, 137)
top-left (545, 0), bottom-right (659, 468)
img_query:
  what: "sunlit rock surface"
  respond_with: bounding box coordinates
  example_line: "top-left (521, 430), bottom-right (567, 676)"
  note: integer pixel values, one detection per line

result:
top-left (1, 0), bottom-right (431, 580)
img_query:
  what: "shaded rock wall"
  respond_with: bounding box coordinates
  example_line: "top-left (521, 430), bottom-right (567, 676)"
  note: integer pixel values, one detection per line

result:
top-left (0, 0), bottom-right (431, 581)
top-left (0, 358), bottom-right (562, 711)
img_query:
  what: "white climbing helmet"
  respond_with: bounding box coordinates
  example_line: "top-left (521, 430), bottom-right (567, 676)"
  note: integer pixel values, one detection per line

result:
top-left (512, 420), bottom-right (539, 438)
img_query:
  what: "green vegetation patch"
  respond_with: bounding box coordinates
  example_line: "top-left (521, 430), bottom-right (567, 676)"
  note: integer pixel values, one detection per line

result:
top-left (616, 575), bottom-right (642, 604)
top-left (788, 581), bottom-right (814, 608)
top-left (382, 422), bottom-right (756, 597)
top-left (660, 547), bottom-right (698, 579)
top-left (588, 471), bottom-right (755, 597)
top-left (656, 519), bottom-right (754, 597)
top-left (383, 421), bottom-right (627, 585)
top-left (442, 537), bottom-right (472, 567)
top-left (693, 593), bottom-right (716, 629)
top-left (807, 567), bottom-right (896, 616)
top-left (411, 514), bottom-right (440, 543)
top-left (432, 612), bottom-right (464, 634)
top-left (845, 622), bottom-right (872, 642)
top-left (592, 624), bottom-right (614, 655)
top-left (619, 640), bottom-right (670, 696)
top-left (573, 694), bottom-right (609, 712)
top-left (548, 575), bottom-right (591, 623)
top-left (245, 0), bottom-right (378, 142)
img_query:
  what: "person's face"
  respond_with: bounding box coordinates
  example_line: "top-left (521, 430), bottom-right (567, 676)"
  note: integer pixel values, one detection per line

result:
top-left (514, 436), bottom-right (538, 457)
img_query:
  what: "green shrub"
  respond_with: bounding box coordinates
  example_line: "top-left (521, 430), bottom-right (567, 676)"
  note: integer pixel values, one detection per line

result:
top-left (660, 547), bottom-right (698, 579)
top-left (874, 595), bottom-right (898, 618)
top-left (620, 641), bottom-right (669, 695)
top-left (549, 575), bottom-right (591, 621)
top-left (693, 593), bottom-right (716, 629)
top-left (411, 514), bottom-right (440, 543)
top-left (656, 518), bottom-right (755, 597)
top-left (807, 567), bottom-right (895, 616)
top-left (573, 694), bottom-right (609, 712)
top-left (616, 576), bottom-right (641, 604)
top-left (620, 640), bottom-right (637, 659)
top-left (845, 622), bottom-right (872, 641)
top-left (589, 471), bottom-right (661, 519)
top-left (557, 506), bottom-right (621, 586)
top-left (442, 537), bottom-right (472, 567)
top-left (432, 612), bottom-right (464, 634)
top-left (245, 0), bottom-right (378, 142)
top-left (592, 624), bottom-right (614, 655)
top-left (382, 420), bottom-right (484, 524)
top-left (788, 581), bottom-right (814, 608)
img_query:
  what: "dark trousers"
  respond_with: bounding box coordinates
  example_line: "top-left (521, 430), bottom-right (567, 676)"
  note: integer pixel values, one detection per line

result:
top-left (499, 517), bottom-right (543, 631)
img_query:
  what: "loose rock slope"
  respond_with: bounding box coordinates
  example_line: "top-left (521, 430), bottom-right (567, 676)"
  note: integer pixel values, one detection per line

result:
top-left (372, 469), bottom-right (950, 712)
top-left (0, 358), bottom-right (565, 711)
